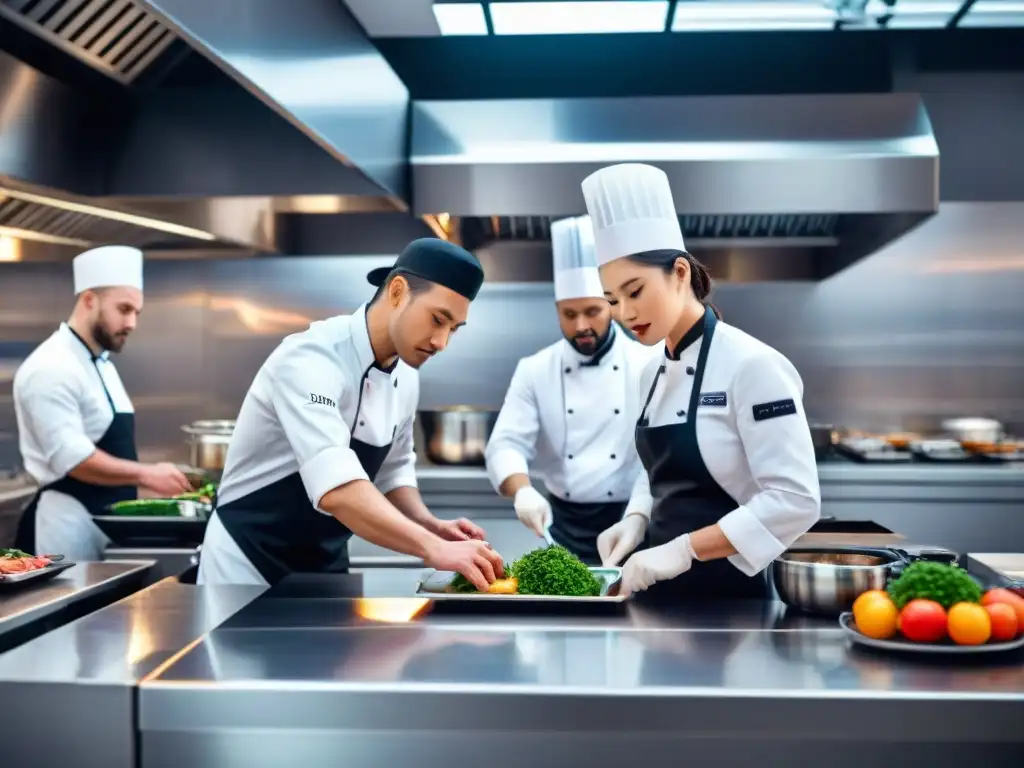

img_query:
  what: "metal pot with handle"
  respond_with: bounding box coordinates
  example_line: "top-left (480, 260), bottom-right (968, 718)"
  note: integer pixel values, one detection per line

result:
top-left (419, 408), bottom-right (497, 466)
top-left (181, 420), bottom-right (235, 474)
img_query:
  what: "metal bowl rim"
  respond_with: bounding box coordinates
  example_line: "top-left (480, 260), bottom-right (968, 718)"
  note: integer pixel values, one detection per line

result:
top-left (773, 556), bottom-right (894, 571)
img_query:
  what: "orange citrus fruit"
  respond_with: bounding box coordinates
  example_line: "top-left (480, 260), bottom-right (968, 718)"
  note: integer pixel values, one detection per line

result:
top-left (853, 589), bottom-right (890, 614)
top-left (947, 602), bottom-right (992, 646)
top-left (853, 592), bottom-right (899, 639)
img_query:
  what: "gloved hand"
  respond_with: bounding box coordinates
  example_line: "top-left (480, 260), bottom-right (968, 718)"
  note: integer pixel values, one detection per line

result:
top-left (620, 533), bottom-right (697, 598)
top-left (597, 513), bottom-right (648, 566)
top-left (513, 486), bottom-right (552, 537)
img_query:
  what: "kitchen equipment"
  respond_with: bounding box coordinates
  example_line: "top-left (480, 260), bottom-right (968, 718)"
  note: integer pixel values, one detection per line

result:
top-left (416, 566), bottom-right (626, 602)
top-left (942, 417), bottom-right (1003, 446)
top-left (542, 527), bottom-right (556, 548)
top-left (839, 612), bottom-right (1024, 655)
top-left (419, 408), bottom-right (497, 466)
top-left (809, 423), bottom-right (836, 458)
top-left (771, 545), bottom-right (911, 616)
top-left (181, 420), bottom-right (235, 474)
top-left (836, 437), bottom-right (912, 463)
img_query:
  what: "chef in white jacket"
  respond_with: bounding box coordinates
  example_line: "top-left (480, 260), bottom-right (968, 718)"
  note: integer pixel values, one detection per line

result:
top-left (13, 246), bottom-right (191, 560)
top-left (485, 215), bottom-right (660, 564)
top-left (197, 238), bottom-right (505, 590)
top-left (582, 164), bottom-right (821, 598)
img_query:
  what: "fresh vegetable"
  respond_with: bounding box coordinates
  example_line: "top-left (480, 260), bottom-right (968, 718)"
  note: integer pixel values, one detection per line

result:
top-left (984, 602), bottom-right (1018, 642)
top-left (981, 588), bottom-right (1024, 631)
top-left (897, 599), bottom-right (947, 643)
top-left (947, 602), bottom-right (991, 645)
top-left (109, 498), bottom-right (186, 517)
top-left (0, 549), bottom-right (53, 575)
top-left (510, 546), bottom-right (603, 597)
top-left (852, 591), bottom-right (898, 639)
top-left (886, 561), bottom-right (982, 610)
top-left (449, 564), bottom-right (512, 594)
top-left (486, 578), bottom-right (519, 595)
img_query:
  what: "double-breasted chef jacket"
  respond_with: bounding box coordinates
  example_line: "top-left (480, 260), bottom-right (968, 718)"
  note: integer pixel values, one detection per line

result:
top-left (631, 307), bottom-right (821, 598)
top-left (485, 325), bottom-right (660, 562)
top-left (13, 323), bottom-right (137, 560)
top-left (197, 303), bottom-right (419, 586)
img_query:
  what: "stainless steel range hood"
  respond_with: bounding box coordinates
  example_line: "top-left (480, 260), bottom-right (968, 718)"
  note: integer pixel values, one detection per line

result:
top-left (412, 94), bottom-right (940, 281)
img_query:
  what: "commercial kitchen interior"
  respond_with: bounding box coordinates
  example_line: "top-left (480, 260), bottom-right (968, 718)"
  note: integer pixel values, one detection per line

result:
top-left (0, 0), bottom-right (1022, 765)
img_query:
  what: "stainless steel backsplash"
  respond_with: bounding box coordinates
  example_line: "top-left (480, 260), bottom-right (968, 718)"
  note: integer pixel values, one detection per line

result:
top-left (1, 201), bottom-right (1022, 469)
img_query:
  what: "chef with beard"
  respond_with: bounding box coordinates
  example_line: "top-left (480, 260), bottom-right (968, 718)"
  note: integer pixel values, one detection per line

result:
top-left (13, 246), bottom-right (191, 560)
top-left (485, 216), bottom-right (660, 564)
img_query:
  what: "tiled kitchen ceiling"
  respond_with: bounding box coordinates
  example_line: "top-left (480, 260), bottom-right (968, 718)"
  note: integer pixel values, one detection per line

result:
top-left (344, 0), bottom-right (1024, 37)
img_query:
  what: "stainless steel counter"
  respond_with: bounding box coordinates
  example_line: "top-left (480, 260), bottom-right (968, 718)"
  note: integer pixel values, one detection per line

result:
top-left (0, 560), bottom-right (155, 648)
top-left (137, 569), bottom-right (1023, 768)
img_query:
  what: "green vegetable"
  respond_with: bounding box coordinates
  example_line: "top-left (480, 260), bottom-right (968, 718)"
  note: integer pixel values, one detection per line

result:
top-left (108, 499), bottom-right (184, 517)
top-left (450, 563), bottom-right (512, 593)
top-left (1, 548), bottom-right (31, 559)
top-left (510, 546), bottom-right (602, 597)
top-left (886, 561), bottom-right (982, 610)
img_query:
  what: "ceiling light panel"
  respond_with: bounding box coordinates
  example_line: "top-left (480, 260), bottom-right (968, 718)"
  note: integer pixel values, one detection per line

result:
top-left (959, 0), bottom-right (1024, 28)
top-left (489, 1), bottom-right (670, 35)
top-left (433, 3), bottom-right (490, 35)
top-left (671, 1), bottom-right (834, 32)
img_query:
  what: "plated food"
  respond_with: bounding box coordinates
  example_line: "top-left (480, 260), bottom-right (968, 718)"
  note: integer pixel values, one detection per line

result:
top-left (418, 545), bottom-right (624, 601)
top-left (0, 548), bottom-right (56, 575)
top-left (843, 561), bottom-right (1024, 653)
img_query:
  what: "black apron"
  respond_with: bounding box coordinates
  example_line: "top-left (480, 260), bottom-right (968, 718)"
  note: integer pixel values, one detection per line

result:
top-left (634, 306), bottom-right (768, 601)
top-left (547, 495), bottom-right (627, 566)
top-left (215, 365), bottom-right (395, 586)
top-left (15, 331), bottom-right (137, 553)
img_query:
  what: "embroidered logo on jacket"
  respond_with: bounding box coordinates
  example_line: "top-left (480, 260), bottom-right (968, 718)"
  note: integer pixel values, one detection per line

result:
top-left (310, 393), bottom-right (336, 408)
top-left (752, 399), bottom-right (797, 422)
top-left (699, 391), bottom-right (727, 407)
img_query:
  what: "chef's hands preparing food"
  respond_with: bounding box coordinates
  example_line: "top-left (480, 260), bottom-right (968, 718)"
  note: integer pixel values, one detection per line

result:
top-left (138, 462), bottom-right (192, 497)
top-left (514, 485), bottom-right (552, 536)
top-left (433, 517), bottom-right (487, 542)
top-left (597, 512), bottom-right (648, 567)
top-left (619, 533), bottom-right (697, 598)
top-left (425, 538), bottom-right (506, 593)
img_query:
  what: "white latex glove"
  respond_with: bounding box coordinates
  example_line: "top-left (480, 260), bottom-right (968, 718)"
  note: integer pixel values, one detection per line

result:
top-left (514, 486), bottom-right (552, 537)
top-left (619, 534), bottom-right (697, 598)
top-left (597, 513), bottom-right (648, 567)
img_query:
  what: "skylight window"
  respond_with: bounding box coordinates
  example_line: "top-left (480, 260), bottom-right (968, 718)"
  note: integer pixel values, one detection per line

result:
top-left (489, 1), bottom-right (670, 35)
top-left (671, 1), bottom-right (834, 32)
top-left (433, 3), bottom-right (489, 36)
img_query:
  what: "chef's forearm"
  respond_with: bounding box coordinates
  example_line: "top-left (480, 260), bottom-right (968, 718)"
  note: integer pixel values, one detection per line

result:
top-left (67, 450), bottom-right (144, 486)
top-left (688, 524), bottom-right (737, 561)
top-left (498, 473), bottom-right (530, 498)
top-left (321, 480), bottom-right (443, 560)
top-left (385, 486), bottom-right (440, 532)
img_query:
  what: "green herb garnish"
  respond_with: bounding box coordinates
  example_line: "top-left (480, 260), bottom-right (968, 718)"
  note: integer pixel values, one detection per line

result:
top-left (886, 560), bottom-right (982, 609)
top-left (510, 546), bottom-right (602, 597)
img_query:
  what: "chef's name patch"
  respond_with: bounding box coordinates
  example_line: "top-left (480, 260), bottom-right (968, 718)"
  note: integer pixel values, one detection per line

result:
top-left (752, 399), bottom-right (797, 422)
top-left (699, 391), bottom-right (727, 407)
top-left (309, 393), bottom-right (336, 408)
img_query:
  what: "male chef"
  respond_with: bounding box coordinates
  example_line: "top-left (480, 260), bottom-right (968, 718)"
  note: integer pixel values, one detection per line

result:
top-left (484, 216), bottom-right (660, 564)
top-left (197, 238), bottom-right (505, 590)
top-left (13, 246), bottom-right (191, 560)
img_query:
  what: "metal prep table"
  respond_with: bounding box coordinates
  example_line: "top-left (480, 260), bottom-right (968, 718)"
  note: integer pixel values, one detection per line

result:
top-left (1, 564), bottom-right (1021, 766)
top-left (0, 560), bottom-right (156, 653)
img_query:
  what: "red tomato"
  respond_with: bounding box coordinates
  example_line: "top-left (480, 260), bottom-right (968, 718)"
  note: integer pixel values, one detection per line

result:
top-left (982, 589), bottom-right (1024, 635)
top-left (984, 602), bottom-right (1018, 642)
top-left (898, 599), bottom-right (948, 643)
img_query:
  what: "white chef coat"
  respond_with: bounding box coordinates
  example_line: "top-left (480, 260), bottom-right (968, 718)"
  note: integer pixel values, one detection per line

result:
top-left (485, 329), bottom-right (660, 506)
top-left (198, 303), bottom-right (419, 586)
top-left (12, 324), bottom-right (132, 560)
top-left (631, 320), bottom-right (820, 576)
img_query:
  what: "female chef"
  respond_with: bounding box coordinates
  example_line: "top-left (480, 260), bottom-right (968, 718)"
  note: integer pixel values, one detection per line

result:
top-left (582, 163), bottom-right (821, 599)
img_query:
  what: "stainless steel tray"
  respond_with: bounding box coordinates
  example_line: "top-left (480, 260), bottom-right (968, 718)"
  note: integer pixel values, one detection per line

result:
top-left (0, 560), bottom-right (77, 587)
top-left (415, 566), bottom-right (627, 602)
top-left (839, 612), bottom-right (1024, 655)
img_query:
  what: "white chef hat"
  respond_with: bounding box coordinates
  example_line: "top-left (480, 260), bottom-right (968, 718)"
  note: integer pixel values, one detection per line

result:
top-left (581, 163), bottom-right (686, 267)
top-left (73, 245), bottom-right (144, 295)
top-left (550, 215), bottom-right (603, 301)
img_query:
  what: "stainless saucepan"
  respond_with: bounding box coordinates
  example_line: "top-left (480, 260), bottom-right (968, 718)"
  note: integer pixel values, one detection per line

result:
top-left (419, 408), bottom-right (498, 466)
top-left (770, 546), bottom-right (911, 616)
top-left (181, 420), bottom-right (235, 474)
